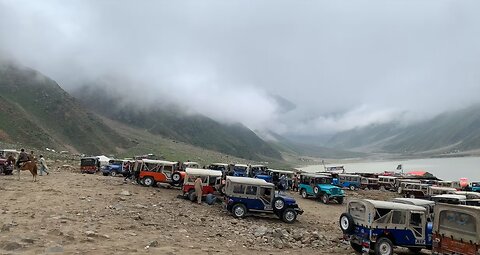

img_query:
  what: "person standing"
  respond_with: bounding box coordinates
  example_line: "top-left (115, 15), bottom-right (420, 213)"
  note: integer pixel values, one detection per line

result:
top-left (194, 177), bottom-right (203, 204)
top-left (39, 155), bottom-right (49, 176)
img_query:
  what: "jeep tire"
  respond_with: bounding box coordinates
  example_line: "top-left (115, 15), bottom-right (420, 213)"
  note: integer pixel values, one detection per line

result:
top-left (301, 189), bottom-right (308, 199)
top-left (321, 194), bottom-right (329, 204)
top-left (350, 241), bottom-right (363, 253)
top-left (273, 197), bottom-right (285, 211)
top-left (336, 197), bottom-right (344, 204)
top-left (339, 213), bottom-right (355, 234)
top-left (375, 237), bottom-right (394, 255)
top-left (143, 177), bottom-right (155, 187)
top-left (282, 208), bottom-right (297, 223)
top-left (188, 190), bottom-right (197, 202)
top-left (349, 185), bottom-right (356, 191)
top-left (111, 171), bottom-right (117, 177)
top-left (232, 204), bottom-right (247, 218)
top-left (313, 186), bottom-right (320, 196)
top-left (408, 247), bottom-right (422, 253)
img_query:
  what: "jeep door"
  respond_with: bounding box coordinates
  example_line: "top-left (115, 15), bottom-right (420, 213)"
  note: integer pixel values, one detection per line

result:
top-left (408, 211), bottom-right (427, 246)
top-left (258, 187), bottom-right (273, 210)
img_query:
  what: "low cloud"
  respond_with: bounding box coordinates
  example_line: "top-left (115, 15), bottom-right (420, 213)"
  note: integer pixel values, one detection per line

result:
top-left (1, 0), bottom-right (480, 136)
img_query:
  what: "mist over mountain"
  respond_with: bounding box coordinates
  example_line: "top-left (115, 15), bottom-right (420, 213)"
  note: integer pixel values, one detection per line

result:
top-left (327, 104), bottom-right (480, 155)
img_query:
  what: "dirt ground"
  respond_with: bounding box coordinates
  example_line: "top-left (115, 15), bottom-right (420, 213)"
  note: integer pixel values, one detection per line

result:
top-left (0, 163), bottom-right (429, 255)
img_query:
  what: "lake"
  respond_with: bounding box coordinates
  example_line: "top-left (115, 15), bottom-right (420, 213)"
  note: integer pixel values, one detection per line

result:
top-left (300, 156), bottom-right (480, 181)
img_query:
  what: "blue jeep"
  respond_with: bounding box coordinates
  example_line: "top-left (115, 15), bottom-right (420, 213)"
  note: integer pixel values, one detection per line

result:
top-left (471, 182), bottom-right (480, 192)
top-left (231, 164), bottom-right (249, 177)
top-left (340, 199), bottom-right (432, 255)
top-left (102, 160), bottom-right (129, 177)
top-left (333, 174), bottom-right (362, 191)
top-left (224, 176), bottom-right (303, 223)
top-left (298, 173), bottom-right (345, 204)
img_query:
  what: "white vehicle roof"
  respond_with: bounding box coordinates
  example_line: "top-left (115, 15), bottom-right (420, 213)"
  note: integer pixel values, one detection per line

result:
top-left (378, 176), bottom-right (398, 179)
top-left (391, 198), bottom-right (435, 206)
top-left (302, 173), bottom-right (331, 178)
top-left (183, 162), bottom-right (199, 165)
top-left (432, 194), bottom-right (467, 200)
top-left (142, 159), bottom-right (177, 165)
top-left (211, 163), bottom-right (229, 166)
top-left (250, 164), bottom-right (266, 167)
top-left (234, 164), bottom-right (248, 167)
top-left (269, 169), bottom-right (294, 174)
top-left (185, 168), bottom-right (222, 177)
top-left (1, 149), bottom-right (20, 153)
top-left (430, 186), bottom-right (457, 191)
top-left (454, 191), bottom-right (480, 198)
top-left (362, 199), bottom-right (427, 211)
top-left (226, 176), bottom-right (274, 187)
top-left (339, 174), bottom-right (361, 177)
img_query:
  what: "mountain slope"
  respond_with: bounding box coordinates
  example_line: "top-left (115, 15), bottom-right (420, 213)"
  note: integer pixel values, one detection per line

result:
top-left (328, 104), bottom-right (480, 154)
top-left (0, 63), bottom-right (131, 154)
top-left (73, 85), bottom-right (282, 161)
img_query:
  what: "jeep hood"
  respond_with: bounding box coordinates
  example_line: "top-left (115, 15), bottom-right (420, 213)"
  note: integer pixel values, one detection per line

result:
top-left (317, 184), bottom-right (338, 190)
top-left (277, 194), bottom-right (297, 204)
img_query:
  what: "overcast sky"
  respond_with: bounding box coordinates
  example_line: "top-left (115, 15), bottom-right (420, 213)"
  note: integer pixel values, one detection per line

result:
top-left (1, 0), bottom-right (480, 135)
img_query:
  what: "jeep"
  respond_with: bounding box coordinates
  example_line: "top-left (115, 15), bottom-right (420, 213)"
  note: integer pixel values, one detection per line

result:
top-left (298, 173), bottom-right (345, 204)
top-left (340, 199), bottom-right (433, 255)
top-left (224, 176), bottom-right (303, 223)
top-left (433, 204), bottom-right (480, 255)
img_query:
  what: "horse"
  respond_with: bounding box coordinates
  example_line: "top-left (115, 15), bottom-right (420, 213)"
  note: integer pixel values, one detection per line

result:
top-left (12, 156), bottom-right (38, 182)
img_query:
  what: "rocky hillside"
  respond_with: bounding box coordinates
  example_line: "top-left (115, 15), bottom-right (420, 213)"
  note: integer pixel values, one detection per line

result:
top-left (0, 63), bottom-right (131, 154)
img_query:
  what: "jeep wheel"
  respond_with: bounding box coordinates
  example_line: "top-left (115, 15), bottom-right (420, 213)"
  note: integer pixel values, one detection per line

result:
top-left (321, 194), bottom-right (329, 204)
top-left (282, 208), bottom-right (297, 223)
top-left (409, 194), bottom-right (415, 199)
top-left (336, 197), bottom-right (344, 204)
top-left (339, 213), bottom-right (355, 234)
top-left (301, 189), bottom-right (308, 199)
top-left (111, 171), bottom-right (117, 177)
top-left (188, 190), bottom-right (197, 202)
top-left (232, 204), bottom-right (247, 218)
top-left (313, 186), bottom-right (320, 196)
top-left (171, 172), bottom-right (181, 183)
top-left (375, 237), bottom-right (394, 255)
top-left (349, 185), bottom-right (356, 191)
top-left (143, 177), bottom-right (155, 187)
top-left (408, 247), bottom-right (422, 253)
top-left (273, 198), bottom-right (285, 211)
top-left (350, 241), bottom-right (363, 253)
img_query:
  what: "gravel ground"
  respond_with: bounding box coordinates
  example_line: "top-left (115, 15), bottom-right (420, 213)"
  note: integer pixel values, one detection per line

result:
top-left (0, 163), bottom-right (430, 255)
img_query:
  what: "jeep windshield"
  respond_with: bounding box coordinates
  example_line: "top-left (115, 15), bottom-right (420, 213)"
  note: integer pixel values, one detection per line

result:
top-left (81, 158), bottom-right (97, 167)
top-left (234, 166), bottom-right (247, 172)
top-left (315, 177), bottom-right (332, 184)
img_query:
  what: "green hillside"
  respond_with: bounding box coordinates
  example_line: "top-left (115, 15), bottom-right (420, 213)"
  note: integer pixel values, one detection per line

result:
top-left (73, 85), bottom-right (283, 161)
top-left (0, 63), bottom-right (131, 154)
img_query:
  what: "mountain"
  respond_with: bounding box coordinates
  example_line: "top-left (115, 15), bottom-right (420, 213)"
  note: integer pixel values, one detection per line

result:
top-left (327, 105), bottom-right (480, 154)
top-left (0, 63), bottom-right (131, 154)
top-left (72, 85), bottom-right (282, 161)
top-left (259, 131), bottom-right (366, 159)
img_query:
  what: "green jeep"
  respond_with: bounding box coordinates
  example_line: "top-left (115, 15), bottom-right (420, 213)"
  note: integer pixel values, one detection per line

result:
top-left (298, 173), bottom-right (345, 204)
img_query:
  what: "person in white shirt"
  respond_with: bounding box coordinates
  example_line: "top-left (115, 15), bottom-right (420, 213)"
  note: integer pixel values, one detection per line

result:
top-left (39, 155), bottom-right (50, 176)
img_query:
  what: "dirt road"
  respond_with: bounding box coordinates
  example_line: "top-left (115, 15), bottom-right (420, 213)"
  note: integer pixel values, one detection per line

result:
top-left (0, 165), bottom-right (427, 255)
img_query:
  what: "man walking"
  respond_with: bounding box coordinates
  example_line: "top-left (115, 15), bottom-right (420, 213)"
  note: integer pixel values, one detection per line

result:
top-left (39, 155), bottom-right (49, 176)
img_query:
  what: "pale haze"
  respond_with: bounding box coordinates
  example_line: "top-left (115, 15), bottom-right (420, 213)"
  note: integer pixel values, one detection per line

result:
top-left (1, 0), bottom-right (479, 135)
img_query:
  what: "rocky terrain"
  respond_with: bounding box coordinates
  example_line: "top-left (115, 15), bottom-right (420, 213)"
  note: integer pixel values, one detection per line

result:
top-left (0, 161), bottom-right (426, 255)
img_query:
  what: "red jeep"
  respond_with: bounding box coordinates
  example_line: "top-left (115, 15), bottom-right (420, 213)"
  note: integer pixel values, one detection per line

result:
top-left (182, 168), bottom-right (222, 201)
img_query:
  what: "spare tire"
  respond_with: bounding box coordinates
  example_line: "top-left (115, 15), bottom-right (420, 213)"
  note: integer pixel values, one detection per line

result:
top-left (272, 197), bottom-right (285, 211)
top-left (171, 172), bottom-right (182, 184)
top-left (339, 213), bottom-right (355, 234)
